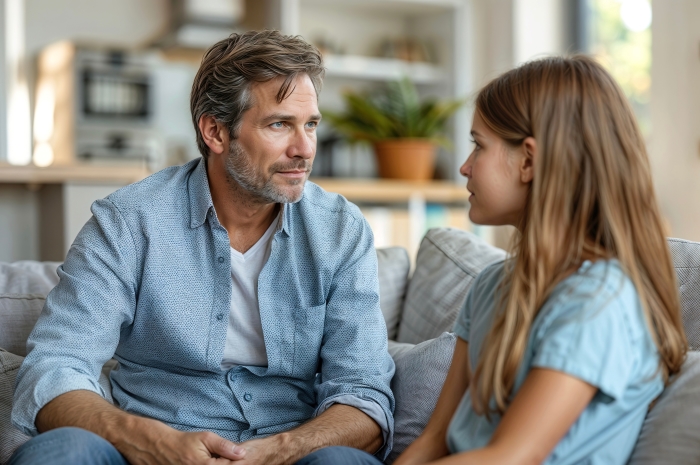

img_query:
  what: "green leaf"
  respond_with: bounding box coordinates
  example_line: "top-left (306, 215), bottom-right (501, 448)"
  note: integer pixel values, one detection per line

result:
top-left (322, 78), bottom-right (465, 146)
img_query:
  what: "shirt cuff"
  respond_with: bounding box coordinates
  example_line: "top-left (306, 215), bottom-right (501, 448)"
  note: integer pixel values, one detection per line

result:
top-left (314, 394), bottom-right (391, 458)
top-left (12, 366), bottom-right (107, 436)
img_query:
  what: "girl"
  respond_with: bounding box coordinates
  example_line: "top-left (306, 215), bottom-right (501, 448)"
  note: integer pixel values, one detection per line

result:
top-left (393, 56), bottom-right (688, 464)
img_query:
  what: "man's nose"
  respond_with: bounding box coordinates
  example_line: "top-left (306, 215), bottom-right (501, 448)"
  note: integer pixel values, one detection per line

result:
top-left (289, 127), bottom-right (315, 159)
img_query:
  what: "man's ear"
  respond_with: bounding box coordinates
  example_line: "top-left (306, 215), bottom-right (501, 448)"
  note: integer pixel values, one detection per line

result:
top-left (520, 136), bottom-right (536, 183)
top-left (198, 115), bottom-right (228, 157)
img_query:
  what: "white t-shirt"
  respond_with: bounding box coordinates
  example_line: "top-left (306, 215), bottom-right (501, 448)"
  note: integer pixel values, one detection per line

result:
top-left (220, 215), bottom-right (279, 370)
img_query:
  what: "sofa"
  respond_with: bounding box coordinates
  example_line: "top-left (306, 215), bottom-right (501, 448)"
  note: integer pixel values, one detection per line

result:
top-left (1, 227), bottom-right (700, 464)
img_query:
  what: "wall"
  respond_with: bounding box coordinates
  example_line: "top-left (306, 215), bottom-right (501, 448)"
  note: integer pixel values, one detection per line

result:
top-left (470, 0), bottom-right (515, 89)
top-left (650, 1), bottom-right (700, 241)
top-left (513, 0), bottom-right (566, 64)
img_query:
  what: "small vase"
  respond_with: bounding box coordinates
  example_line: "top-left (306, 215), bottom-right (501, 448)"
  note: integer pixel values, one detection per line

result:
top-left (373, 139), bottom-right (436, 180)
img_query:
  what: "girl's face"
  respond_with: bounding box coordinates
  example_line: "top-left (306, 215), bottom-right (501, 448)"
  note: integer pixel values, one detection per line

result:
top-left (460, 111), bottom-right (533, 228)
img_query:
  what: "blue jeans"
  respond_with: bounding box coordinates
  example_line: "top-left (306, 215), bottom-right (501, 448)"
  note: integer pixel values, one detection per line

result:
top-left (296, 446), bottom-right (383, 465)
top-left (9, 427), bottom-right (128, 465)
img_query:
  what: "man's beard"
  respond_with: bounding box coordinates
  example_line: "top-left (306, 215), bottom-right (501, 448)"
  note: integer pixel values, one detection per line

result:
top-left (224, 141), bottom-right (311, 204)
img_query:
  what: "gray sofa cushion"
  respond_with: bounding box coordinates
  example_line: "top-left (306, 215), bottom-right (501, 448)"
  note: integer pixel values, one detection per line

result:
top-left (668, 238), bottom-right (700, 350)
top-left (628, 350), bottom-right (700, 464)
top-left (0, 349), bottom-right (30, 464)
top-left (387, 332), bottom-right (456, 464)
top-left (377, 247), bottom-right (411, 340)
top-left (0, 262), bottom-right (60, 356)
top-left (397, 228), bottom-right (506, 344)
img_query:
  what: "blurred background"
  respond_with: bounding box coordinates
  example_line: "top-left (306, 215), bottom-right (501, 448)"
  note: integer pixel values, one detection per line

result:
top-left (0, 0), bottom-right (696, 263)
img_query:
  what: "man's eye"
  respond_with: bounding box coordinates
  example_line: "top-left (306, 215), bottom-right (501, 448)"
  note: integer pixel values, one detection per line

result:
top-left (270, 122), bottom-right (285, 129)
top-left (306, 121), bottom-right (318, 129)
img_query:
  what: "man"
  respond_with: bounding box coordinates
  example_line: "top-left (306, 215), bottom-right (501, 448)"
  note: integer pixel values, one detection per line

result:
top-left (11, 30), bottom-right (394, 465)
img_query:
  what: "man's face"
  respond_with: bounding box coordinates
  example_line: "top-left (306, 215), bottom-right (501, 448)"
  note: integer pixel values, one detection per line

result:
top-left (225, 74), bottom-right (320, 204)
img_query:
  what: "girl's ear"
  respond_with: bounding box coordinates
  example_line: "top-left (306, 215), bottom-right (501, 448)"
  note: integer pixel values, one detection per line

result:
top-left (520, 136), bottom-right (536, 183)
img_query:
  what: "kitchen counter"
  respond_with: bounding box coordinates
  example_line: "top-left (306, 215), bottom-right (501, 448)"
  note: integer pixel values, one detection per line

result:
top-left (0, 163), bottom-right (151, 185)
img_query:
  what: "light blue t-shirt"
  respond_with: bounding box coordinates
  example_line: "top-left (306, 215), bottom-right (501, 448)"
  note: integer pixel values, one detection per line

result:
top-left (447, 259), bottom-right (663, 464)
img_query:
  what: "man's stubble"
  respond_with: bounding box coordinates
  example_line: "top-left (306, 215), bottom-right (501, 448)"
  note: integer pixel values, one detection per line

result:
top-left (224, 141), bottom-right (312, 205)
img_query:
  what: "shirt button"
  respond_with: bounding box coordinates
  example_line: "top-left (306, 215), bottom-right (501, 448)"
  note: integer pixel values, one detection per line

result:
top-left (243, 393), bottom-right (252, 402)
top-left (217, 313), bottom-right (224, 321)
top-left (218, 256), bottom-right (224, 263)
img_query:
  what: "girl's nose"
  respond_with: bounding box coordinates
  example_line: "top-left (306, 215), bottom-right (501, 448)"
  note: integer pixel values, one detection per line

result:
top-left (460, 154), bottom-right (473, 178)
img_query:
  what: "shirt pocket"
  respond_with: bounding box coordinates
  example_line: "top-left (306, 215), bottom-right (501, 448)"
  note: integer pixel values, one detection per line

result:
top-left (292, 303), bottom-right (326, 379)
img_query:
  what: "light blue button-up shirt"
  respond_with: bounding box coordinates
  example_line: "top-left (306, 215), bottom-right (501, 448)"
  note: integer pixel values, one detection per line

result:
top-left (13, 158), bottom-right (395, 457)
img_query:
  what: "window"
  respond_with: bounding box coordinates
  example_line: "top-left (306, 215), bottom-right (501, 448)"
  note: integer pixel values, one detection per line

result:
top-left (586, 0), bottom-right (652, 137)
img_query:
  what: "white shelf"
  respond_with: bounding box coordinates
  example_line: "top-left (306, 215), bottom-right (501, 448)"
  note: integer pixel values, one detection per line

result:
top-left (323, 54), bottom-right (446, 84)
top-left (301, 0), bottom-right (462, 16)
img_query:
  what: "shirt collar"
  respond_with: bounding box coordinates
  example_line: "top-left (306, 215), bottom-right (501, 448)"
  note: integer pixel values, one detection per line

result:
top-left (278, 203), bottom-right (291, 237)
top-left (188, 157), bottom-right (292, 237)
top-left (188, 158), bottom-right (214, 229)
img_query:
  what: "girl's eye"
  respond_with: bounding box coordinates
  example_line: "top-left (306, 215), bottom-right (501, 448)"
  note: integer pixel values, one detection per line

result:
top-left (470, 138), bottom-right (481, 150)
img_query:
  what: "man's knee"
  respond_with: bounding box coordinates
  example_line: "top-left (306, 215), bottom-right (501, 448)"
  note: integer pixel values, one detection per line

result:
top-left (9, 427), bottom-right (128, 465)
top-left (296, 446), bottom-right (383, 465)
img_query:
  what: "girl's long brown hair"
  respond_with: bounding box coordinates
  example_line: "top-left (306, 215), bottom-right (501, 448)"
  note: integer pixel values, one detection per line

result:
top-left (470, 56), bottom-right (687, 417)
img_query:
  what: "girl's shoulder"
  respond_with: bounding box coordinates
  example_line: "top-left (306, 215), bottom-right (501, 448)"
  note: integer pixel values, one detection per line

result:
top-left (571, 257), bottom-right (627, 285)
top-left (555, 259), bottom-right (636, 309)
top-left (476, 259), bottom-right (508, 284)
top-left (469, 259), bottom-right (508, 302)
top-left (537, 259), bottom-right (648, 345)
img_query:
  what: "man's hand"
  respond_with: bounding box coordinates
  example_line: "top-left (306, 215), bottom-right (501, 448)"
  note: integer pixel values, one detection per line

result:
top-left (36, 390), bottom-right (247, 465)
top-left (121, 426), bottom-right (247, 465)
top-left (232, 404), bottom-right (382, 465)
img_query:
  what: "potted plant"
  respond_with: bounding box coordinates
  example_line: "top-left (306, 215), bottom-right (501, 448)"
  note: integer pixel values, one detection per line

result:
top-left (323, 77), bottom-right (464, 180)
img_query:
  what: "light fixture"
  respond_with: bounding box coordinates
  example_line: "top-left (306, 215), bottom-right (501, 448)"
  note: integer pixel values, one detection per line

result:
top-left (5, 0), bottom-right (32, 166)
top-left (33, 81), bottom-right (55, 143)
top-left (32, 142), bottom-right (54, 168)
top-left (32, 79), bottom-right (56, 167)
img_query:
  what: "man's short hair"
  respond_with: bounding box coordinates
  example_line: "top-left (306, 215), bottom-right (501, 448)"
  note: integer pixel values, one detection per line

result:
top-left (190, 30), bottom-right (325, 158)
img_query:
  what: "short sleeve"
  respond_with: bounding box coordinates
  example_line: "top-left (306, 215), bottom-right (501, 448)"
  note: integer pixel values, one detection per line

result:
top-left (531, 288), bottom-right (639, 403)
top-left (453, 286), bottom-right (475, 342)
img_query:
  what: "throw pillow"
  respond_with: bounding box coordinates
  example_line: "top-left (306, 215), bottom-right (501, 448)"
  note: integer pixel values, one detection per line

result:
top-left (397, 228), bottom-right (505, 344)
top-left (376, 247), bottom-right (411, 340)
top-left (387, 340), bottom-right (414, 361)
top-left (628, 351), bottom-right (700, 464)
top-left (0, 349), bottom-right (31, 464)
top-left (668, 238), bottom-right (700, 350)
top-left (387, 332), bottom-right (456, 463)
top-left (0, 262), bottom-right (60, 357)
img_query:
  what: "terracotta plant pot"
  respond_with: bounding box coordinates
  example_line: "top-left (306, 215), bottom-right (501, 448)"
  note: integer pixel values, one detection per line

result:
top-left (373, 139), bottom-right (436, 180)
